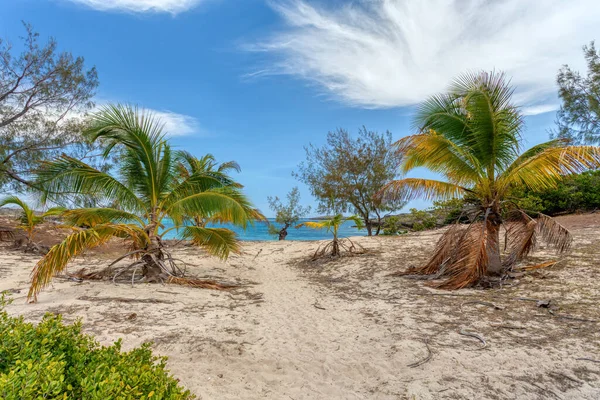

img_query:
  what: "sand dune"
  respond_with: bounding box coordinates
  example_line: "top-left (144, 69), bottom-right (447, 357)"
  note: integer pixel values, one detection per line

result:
top-left (1, 214), bottom-right (599, 399)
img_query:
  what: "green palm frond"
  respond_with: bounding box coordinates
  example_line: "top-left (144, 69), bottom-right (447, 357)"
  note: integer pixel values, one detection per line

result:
top-left (180, 226), bottom-right (240, 259)
top-left (28, 223), bottom-right (150, 301)
top-left (61, 208), bottom-right (144, 227)
top-left (37, 155), bottom-right (144, 212)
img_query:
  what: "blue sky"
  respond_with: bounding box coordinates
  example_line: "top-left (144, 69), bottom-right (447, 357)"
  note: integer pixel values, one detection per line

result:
top-left (1, 0), bottom-right (598, 216)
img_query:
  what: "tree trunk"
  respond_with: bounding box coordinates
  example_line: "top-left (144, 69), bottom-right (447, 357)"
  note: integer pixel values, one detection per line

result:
top-left (365, 220), bottom-right (373, 236)
top-left (375, 216), bottom-right (382, 236)
top-left (331, 236), bottom-right (340, 256)
top-left (486, 216), bottom-right (503, 276)
top-left (278, 223), bottom-right (290, 240)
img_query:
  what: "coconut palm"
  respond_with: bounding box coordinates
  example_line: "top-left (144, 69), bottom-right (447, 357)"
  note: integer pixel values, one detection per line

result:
top-left (380, 72), bottom-right (600, 289)
top-left (28, 104), bottom-right (261, 301)
top-left (174, 152), bottom-right (264, 227)
top-left (0, 196), bottom-right (64, 244)
top-left (301, 214), bottom-right (364, 258)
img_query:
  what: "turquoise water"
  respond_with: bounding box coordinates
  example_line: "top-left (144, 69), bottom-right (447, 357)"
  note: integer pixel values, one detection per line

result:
top-left (161, 218), bottom-right (365, 241)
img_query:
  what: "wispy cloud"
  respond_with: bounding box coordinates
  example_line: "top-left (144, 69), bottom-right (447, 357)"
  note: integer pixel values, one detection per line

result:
top-left (150, 109), bottom-right (202, 136)
top-left (251, 0), bottom-right (600, 114)
top-left (64, 0), bottom-right (207, 14)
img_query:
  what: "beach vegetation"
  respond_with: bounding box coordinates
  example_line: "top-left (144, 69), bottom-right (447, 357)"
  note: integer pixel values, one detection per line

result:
top-left (300, 214), bottom-right (364, 258)
top-left (0, 294), bottom-right (193, 399)
top-left (380, 71), bottom-right (600, 289)
top-left (555, 41), bottom-right (600, 144)
top-left (0, 196), bottom-right (64, 250)
top-left (267, 187), bottom-right (311, 240)
top-left (28, 104), bottom-right (260, 301)
top-left (294, 127), bottom-right (405, 236)
top-left (0, 23), bottom-right (99, 191)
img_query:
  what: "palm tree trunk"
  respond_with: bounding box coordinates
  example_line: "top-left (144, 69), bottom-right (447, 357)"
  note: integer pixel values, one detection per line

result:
top-left (486, 217), bottom-right (503, 276)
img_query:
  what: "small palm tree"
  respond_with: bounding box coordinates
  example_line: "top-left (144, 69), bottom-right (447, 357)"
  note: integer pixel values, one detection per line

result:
top-left (0, 196), bottom-right (64, 245)
top-left (175, 152), bottom-right (264, 227)
top-left (28, 104), bottom-right (261, 301)
top-left (301, 214), bottom-right (364, 258)
top-left (380, 72), bottom-right (600, 289)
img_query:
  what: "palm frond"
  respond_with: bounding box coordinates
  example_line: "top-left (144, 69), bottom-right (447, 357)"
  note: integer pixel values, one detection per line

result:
top-left (36, 155), bottom-right (144, 212)
top-left (28, 223), bottom-right (149, 301)
top-left (180, 226), bottom-right (240, 259)
top-left (498, 145), bottom-right (600, 194)
top-left (61, 208), bottom-right (144, 227)
top-left (395, 133), bottom-right (483, 185)
top-left (535, 213), bottom-right (572, 254)
top-left (379, 178), bottom-right (469, 202)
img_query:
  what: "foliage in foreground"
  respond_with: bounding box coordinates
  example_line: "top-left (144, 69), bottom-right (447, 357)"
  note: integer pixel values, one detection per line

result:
top-left (0, 295), bottom-right (193, 399)
top-left (380, 71), bottom-right (600, 289)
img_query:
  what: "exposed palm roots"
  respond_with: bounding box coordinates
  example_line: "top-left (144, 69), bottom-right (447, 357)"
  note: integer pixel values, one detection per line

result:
top-left (393, 212), bottom-right (571, 290)
top-left (67, 248), bottom-right (236, 290)
top-left (311, 238), bottom-right (365, 260)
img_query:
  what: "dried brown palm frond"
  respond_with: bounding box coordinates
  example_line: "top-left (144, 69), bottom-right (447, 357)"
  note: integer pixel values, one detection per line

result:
top-left (535, 213), bottom-right (572, 254)
top-left (502, 211), bottom-right (538, 268)
top-left (393, 223), bottom-right (467, 276)
top-left (433, 220), bottom-right (495, 290)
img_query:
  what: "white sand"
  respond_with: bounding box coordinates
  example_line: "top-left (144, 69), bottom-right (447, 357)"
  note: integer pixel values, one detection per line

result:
top-left (1, 220), bottom-right (600, 399)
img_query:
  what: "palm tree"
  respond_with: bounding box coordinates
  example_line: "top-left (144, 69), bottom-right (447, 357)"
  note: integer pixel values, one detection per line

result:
top-left (28, 104), bottom-right (261, 301)
top-left (301, 214), bottom-right (364, 258)
top-left (380, 72), bottom-right (600, 289)
top-left (175, 152), bottom-right (265, 227)
top-left (0, 196), bottom-right (64, 245)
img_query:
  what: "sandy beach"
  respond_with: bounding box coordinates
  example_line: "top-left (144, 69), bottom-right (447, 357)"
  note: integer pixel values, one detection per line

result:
top-left (1, 214), bottom-right (599, 399)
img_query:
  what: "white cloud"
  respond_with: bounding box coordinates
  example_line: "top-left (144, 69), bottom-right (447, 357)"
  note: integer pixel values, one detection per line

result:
top-left (65, 0), bottom-right (207, 14)
top-left (251, 0), bottom-right (600, 114)
top-left (150, 109), bottom-right (202, 136)
top-left (78, 104), bottom-right (203, 136)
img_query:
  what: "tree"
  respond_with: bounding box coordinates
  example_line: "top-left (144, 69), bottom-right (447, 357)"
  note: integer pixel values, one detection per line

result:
top-left (0, 22), bottom-right (99, 190)
top-left (380, 71), bottom-right (600, 289)
top-left (301, 214), bottom-right (363, 258)
top-left (174, 152), bottom-right (265, 227)
top-left (555, 42), bottom-right (600, 144)
top-left (267, 187), bottom-right (311, 240)
top-left (294, 127), bottom-right (405, 236)
top-left (28, 105), bottom-right (260, 301)
top-left (0, 195), bottom-right (64, 246)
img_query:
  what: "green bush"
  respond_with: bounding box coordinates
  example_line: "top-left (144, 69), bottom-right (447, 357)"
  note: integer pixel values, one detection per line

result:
top-left (0, 294), bottom-right (193, 400)
top-left (514, 170), bottom-right (600, 215)
top-left (381, 216), bottom-right (407, 235)
top-left (409, 208), bottom-right (436, 231)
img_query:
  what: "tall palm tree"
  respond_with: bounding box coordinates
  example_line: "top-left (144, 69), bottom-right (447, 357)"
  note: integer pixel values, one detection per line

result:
top-left (0, 196), bottom-right (64, 244)
top-left (301, 214), bottom-right (363, 258)
top-left (380, 72), bottom-right (600, 289)
top-left (28, 104), bottom-right (261, 301)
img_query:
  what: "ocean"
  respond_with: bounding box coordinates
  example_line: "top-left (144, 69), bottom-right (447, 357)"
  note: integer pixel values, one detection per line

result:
top-left (161, 218), bottom-right (366, 241)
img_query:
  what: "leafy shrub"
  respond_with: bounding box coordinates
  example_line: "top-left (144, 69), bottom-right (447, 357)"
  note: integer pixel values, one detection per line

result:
top-left (381, 216), bottom-right (407, 235)
top-left (513, 170), bottom-right (600, 215)
top-left (409, 208), bottom-right (437, 231)
top-left (0, 294), bottom-right (193, 399)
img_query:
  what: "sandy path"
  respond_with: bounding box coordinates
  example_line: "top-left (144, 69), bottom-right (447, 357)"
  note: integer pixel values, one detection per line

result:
top-left (1, 215), bottom-right (600, 399)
